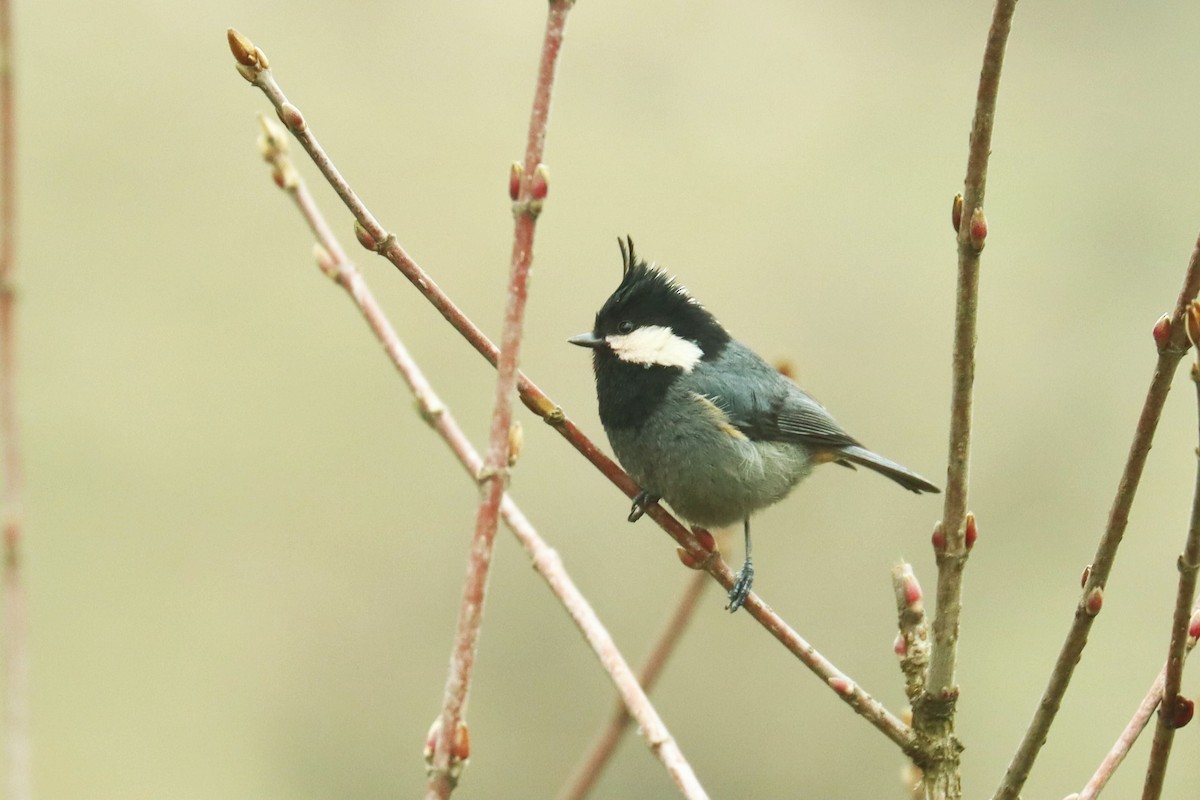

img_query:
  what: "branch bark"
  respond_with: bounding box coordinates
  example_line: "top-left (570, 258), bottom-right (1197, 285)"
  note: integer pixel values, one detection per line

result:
top-left (993, 235), bottom-right (1200, 800)
top-left (255, 119), bottom-right (707, 798)
top-left (557, 571), bottom-right (708, 800)
top-left (1140, 321), bottom-right (1200, 800)
top-left (918, 1), bottom-right (1020, 796)
top-left (226, 19), bottom-right (916, 759)
top-left (0, 0), bottom-right (29, 796)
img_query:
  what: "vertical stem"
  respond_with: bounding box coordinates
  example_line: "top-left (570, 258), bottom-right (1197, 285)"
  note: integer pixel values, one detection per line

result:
top-left (0, 0), bottom-right (28, 796)
top-left (426, 4), bottom-right (573, 798)
top-left (918, 1), bottom-right (1019, 796)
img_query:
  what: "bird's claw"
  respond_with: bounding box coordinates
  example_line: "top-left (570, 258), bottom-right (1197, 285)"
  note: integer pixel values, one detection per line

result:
top-left (726, 557), bottom-right (754, 613)
top-left (627, 491), bottom-right (658, 523)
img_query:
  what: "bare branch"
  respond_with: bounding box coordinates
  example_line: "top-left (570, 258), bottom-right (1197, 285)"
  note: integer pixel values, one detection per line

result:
top-left (993, 235), bottom-right (1200, 800)
top-left (226, 23), bottom-right (916, 757)
top-left (920, 1), bottom-right (1020, 795)
top-left (557, 571), bottom-right (708, 800)
top-left (0, 0), bottom-right (29, 796)
top-left (255, 122), bottom-right (708, 798)
top-left (1140, 314), bottom-right (1200, 799)
top-left (1074, 602), bottom-right (1200, 800)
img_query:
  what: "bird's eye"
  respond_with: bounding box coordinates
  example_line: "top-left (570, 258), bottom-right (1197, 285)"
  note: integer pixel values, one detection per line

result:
top-left (617, 320), bottom-right (634, 334)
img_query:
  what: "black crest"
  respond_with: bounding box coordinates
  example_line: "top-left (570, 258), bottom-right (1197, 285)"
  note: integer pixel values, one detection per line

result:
top-left (592, 237), bottom-right (730, 357)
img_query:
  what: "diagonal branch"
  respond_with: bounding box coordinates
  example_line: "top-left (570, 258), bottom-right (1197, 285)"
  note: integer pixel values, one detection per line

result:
top-left (225, 25), bottom-right (917, 757)
top-left (255, 117), bottom-right (707, 798)
top-left (557, 570), bottom-right (708, 800)
top-left (1074, 601), bottom-right (1200, 800)
top-left (1139, 307), bottom-right (1200, 800)
top-left (993, 236), bottom-right (1200, 800)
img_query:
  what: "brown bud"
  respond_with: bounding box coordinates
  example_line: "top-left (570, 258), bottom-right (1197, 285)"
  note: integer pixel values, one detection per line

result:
top-left (1080, 564), bottom-right (1092, 589)
top-left (1186, 299), bottom-right (1200, 348)
top-left (693, 528), bottom-right (717, 552)
top-left (1152, 313), bottom-right (1171, 351)
top-left (964, 512), bottom-right (977, 550)
top-left (675, 547), bottom-right (701, 569)
top-left (508, 162), bottom-right (523, 201)
top-left (354, 220), bottom-right (378, 251)
top-left (969, 207), bottom-right (987, 250)
top-left (227, 28), bottom-right (258, 67)
top-left (1084, 586), bottom-right (1104, 616)
top-left (951, 193), bottom-right (964, 232)
top-left (277, 102), bottom-right (307, 133)
top-left (506, 421), bottom-right (523, 467)
top-left (1168, 696), bottom-right (1194, 729)
top-left (530, 163), bottom-right (549, 201)
top-left (451, 722), bottom-right (471, 761)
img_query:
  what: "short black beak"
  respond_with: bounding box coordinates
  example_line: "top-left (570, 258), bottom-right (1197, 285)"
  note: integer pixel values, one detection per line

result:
top-left (568, 332), bottom-right (605, 349)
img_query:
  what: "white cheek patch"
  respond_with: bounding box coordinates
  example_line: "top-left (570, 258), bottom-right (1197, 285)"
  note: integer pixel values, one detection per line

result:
top-left (606, 325), bottom-right (703, 372)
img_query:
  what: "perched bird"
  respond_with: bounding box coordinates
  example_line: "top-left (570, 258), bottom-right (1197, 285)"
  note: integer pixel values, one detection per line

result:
top-left (570, 238), bottom-right (940, 612)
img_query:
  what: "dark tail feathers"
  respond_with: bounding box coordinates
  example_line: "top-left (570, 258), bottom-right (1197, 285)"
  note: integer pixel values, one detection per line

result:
top-left (838, 445), bottom-right (941, 494)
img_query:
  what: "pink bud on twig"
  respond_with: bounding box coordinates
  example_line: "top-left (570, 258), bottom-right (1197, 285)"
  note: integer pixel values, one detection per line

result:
top-left (1084, 586), bottom-right (1104, 617)
top-left (530, 163), bottom-right (550, 200)
top-left (964, 512), bottom-right (978, 550)
top-left (969, 207), bottom-right (987, 250)
top-left (931, 521), bottom-right (945, 554)
top-left (277, 102), bottom-right (307, 133)
top-left (1152, 313), bottom-right (1172, 351)
top-left (508, 162), bottom-right (523, 201)
top-left (354, 220), bottom-right (378, 251)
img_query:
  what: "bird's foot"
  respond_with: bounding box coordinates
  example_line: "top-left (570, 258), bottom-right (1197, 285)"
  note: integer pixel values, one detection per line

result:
top-left (627, 491), bottom-right (659, 523)
top-left (726, 557), bottom-right (754, 613)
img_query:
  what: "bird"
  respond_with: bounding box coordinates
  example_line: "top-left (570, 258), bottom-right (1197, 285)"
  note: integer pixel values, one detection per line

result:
top-left (569, 237), bottom-right (940, 612)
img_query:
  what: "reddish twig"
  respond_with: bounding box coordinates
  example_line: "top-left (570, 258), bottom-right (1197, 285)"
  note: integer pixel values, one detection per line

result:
top-left (557, 570), bottom-right (708, 800)
top-left (993, 234), bottom-right (1200, 800)
top-left (225, 23), bottom-right (916, 757)
top-left (1074, 603), bottom-right (1200, 800)
top-left (0, 0), bottom-right (29, 797)
top-left (426, 4), bottom-right (573, 797)
top-left (920, 1), bottom-right (1019, 795)
top-left (1140, 323), bottom-right (1200, 800)
top-left (255, 119), bottom-right (707, 797)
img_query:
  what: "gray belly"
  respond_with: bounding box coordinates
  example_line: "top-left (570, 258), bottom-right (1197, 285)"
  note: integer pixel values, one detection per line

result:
top-left (607, 410), bottom-right (814, 528)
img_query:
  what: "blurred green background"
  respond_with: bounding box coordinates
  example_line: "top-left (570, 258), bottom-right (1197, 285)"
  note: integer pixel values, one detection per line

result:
top-left (15, 0), bottom-right (1200, 797)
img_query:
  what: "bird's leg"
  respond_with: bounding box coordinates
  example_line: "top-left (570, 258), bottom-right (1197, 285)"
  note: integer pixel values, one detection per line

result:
top-left (627, 490), bottom-right (659, 523)
top-left (727, 517), bottom-right (754, 612)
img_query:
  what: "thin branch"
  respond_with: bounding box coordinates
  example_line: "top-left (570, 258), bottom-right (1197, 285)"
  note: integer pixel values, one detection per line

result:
top-left (225, 25), bottom-right (917, 756)
top-left (919, 1), bottom-right (1019, 795)
top-left (0, 0), bottom-right (29, 796)
top-left (1075, 602), bottom-right (1200, 800)
top-left (557, 570), bottom-right (708, 800)
top-left (255, 121), bottom-right (708, 799)
top-left (427, 4), bottom-right (573, 797)
top-left (1140, 323), bottom-right (1200, 800)
top-left (992, 234), bottom-right (1200, 800)
top-left (892, 563), bottom-right (930, 705)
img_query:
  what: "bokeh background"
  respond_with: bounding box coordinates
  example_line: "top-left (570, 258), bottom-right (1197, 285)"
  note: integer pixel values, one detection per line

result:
top-left (16, 0), bottom-right (1200, 797)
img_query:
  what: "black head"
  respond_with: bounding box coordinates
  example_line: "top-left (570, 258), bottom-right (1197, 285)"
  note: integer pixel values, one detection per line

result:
top-left (569, 237), bottom-right (730, 369)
